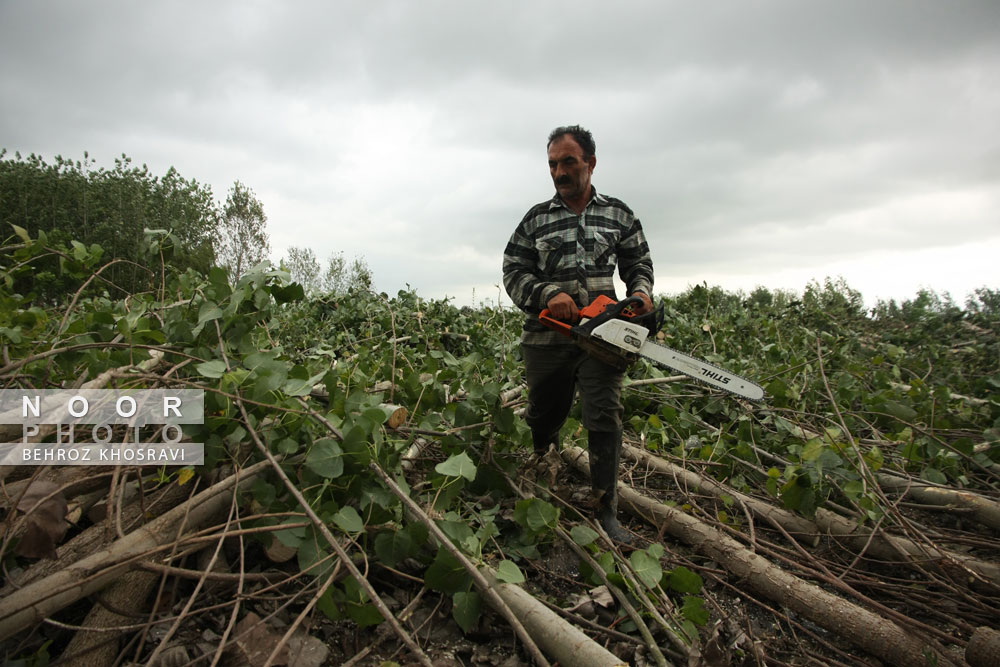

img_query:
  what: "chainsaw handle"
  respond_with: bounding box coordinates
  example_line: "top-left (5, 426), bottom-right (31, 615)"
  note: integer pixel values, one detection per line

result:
top-left (601, 294), bottom-right (644, 319)
top-left (539, 294), bottom-right (643, 338)
top-left (538, 308), bottom-right (575, 337)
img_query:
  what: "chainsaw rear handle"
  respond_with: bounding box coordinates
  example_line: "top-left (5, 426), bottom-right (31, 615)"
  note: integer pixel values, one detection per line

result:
top-left (538, 294), bottom-right (643, 338)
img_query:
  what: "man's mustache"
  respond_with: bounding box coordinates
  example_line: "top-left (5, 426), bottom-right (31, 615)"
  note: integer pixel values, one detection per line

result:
top-left (555, 177), bottom-right (572, 185)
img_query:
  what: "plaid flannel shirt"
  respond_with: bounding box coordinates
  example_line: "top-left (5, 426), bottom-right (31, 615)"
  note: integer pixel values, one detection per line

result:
top-left (503, 187), bottom-right (654, 345)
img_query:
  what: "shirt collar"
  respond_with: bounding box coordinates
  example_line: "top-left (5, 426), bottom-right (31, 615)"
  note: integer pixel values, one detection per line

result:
top-left (549, 186), bottom-right (607, 210)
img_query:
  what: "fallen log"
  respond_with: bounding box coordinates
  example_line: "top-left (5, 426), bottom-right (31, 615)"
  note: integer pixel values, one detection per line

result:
top-left (877, 472), bottom-right (1000, 532)
top-left (1, 478), bottom-right (190, 596)
top-left (622, 443), bottom-right (820, 547)
top-left (58, 569), bottom-right (160, 667)
top-left (562, 446), bottom-right (958, 667)
top-left (483, 567), bottom-right (627, 667)
top-left (0, 458), bottom-right (273, 642)
top-left (813, 507), bottom-right (1000, 589)
top-left (381, 453), bottom-right (637, 665)
top-left (380, 403), bottom-right (408, 429)
top-left (622, 444), bottom-right (1000, 588)
top-left (966, 626), bottom-right (1000, 667)
top-left (371, 463), bottom-right (550, 667)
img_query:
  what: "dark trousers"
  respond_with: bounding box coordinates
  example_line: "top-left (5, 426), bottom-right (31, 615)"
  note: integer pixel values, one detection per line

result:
top-left (522, 343), bottom-right (624, 448)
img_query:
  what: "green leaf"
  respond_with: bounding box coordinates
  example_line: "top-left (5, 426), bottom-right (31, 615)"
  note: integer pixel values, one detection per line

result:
top-left (343, 577), bottom-right (383, 627)
top-left (0, 326), bottom-right (23, 344)
top-left (316, 588), bottom-right (340, 621)
top-left (297, 533), bottom-right (331, 578)
top-left (681, 595), bottom-right (710, 626)
top-left (570, 525), bottom-right (599, 546)
top-left (274, 519), bottom-right (306, 547)
top-left (630, 549), bottom-right (663, 589)
top-left (801, 439), bottom-right (825, 462)
top-left (438, 518), bottom-right (475, 549)
top-left (306, 438), bottom-right (344, 478)
top-left (197, 301), bottom-right (223, 325)
top-left (842, 480), bottom-right (865, 501)
top-left (283, 373), bottom-right (324, 397)
top-left (435, 452), bottom-right (477, 482)
top-left (374, 529), bottom-right (414, 567)
top-left (333, 506), bottom-right (364, 533)
top-left (883, 400), bottom-right (918, 423)
top-left (425, 547), bottom-right (469, 594)
top-left (496, 560), bottom-right (525, 584)
top-left (11, 224), bottom-right (31, 244)
top-left (922, 467), bottom-right (947, 484)
top-left (513, 498), bottom-right (560, 534)
top-left (452, 591), bottom-right (482, 633)
top-left (195, 360), bottom-right (228, 378)
top-left (668, 566), bottom-right (703, 594)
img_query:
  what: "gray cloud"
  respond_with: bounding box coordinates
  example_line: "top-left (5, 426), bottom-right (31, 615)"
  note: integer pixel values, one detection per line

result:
top-left (3, 0), bottom-right (999, 305)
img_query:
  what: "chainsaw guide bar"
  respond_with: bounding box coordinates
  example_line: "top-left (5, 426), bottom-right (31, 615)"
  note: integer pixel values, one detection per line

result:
top-left (539, 295), bottom-right (766, 402)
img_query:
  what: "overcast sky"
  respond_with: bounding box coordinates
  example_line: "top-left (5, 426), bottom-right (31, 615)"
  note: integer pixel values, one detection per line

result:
top-left (2, 1), bottom-right (998, 308)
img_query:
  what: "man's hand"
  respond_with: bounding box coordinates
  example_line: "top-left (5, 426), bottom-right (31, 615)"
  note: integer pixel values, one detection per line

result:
top-left (546, 292), bottom-right (580, 321)
top-left (629, 291), bottom-right (654, 315)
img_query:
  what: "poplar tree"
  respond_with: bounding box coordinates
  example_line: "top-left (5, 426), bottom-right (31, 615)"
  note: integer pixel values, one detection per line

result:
top-left (217, 181), bottom-right (270, 282)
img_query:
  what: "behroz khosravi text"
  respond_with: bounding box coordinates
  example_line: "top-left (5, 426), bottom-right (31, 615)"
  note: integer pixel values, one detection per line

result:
top-left (0, 389), bottom-right (205, 466)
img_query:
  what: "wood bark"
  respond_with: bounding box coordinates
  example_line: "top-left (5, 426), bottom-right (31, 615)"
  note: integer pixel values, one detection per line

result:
top-left (1, 479), bottom-right (190, 596)
top-left (0, 458), bottom-right (272, 642)
top-left (966, 626), bottom-right (1000, 667)
top-left (877, 472), bottom-right (1000, 532)
top-left (813, 507), bottom-right (1000, 588)
top-left (482, 567), bottom-right (627, 667)
top-left (58, 569), bottom-right (159, 667)
top-left (622, 443), bottom-right (820, 546)
top-left (562, 446), bottom-right (957, 667)
top-left (622, 443), bottom-right (1000, 588)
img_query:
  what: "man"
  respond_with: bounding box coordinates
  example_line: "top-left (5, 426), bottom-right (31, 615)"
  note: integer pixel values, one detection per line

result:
top-left (503, 125), bottom-right (654, 543)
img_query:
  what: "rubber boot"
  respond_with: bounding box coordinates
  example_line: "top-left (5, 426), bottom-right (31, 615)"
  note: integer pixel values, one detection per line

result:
top-left (588, 430), bottom-right (633, 545)
top-left (531, 428), bottom-right (559, 455)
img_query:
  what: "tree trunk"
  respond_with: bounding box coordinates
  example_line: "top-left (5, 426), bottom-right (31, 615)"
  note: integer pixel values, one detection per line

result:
top-left (966, 626), bottom-right (1000, 667)
top-left (482, 567), bottom-right (627, 667)
top-left (562, 446), bottom-right (957, 667)
top-left (622, 443), bottom-right (819, 546)
top-left (0, 458), bottom-right (272, 642)
top-left (58, 569), bottom-right (159, 667)
top-left (878, 472), bottom-right (1000, 532)
top-left (622, 443), bottom-right (1000, 588)
top-left (814, 507), bottom-right (1000, 589)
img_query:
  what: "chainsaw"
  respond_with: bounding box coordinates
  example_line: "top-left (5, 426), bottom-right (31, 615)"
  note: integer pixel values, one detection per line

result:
top-left (539, 295), bottom-right (765, 401)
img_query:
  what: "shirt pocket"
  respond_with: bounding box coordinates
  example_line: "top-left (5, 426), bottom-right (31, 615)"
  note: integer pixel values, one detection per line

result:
top-left (592, 231), bottom-right (619, 269)
top-left (535, 235), bottom-right (564, 275)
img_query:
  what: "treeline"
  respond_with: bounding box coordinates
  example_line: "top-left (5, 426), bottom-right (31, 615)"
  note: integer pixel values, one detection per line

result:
top-left (0, 149), bottom-right (371, 304)
top-left (0, 150), bottom-right (224, 300)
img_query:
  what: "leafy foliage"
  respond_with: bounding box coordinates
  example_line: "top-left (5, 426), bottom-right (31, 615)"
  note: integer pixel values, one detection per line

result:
top-left (215, 180), bottom-right (270, 283)
top-left (0, 150), bottom-right (217, 301)
top-left (281, 246), bottom-right (373, 296)
top-left (3, 221), bottom-right (998, 661)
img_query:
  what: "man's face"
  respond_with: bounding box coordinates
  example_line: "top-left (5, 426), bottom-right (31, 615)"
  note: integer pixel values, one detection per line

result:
top-left (548, 134), bottom-right (596, 204)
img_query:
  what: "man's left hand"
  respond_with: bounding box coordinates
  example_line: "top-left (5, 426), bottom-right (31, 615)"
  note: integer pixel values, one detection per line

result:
top-left (630, 291), bottom-right (653, 315)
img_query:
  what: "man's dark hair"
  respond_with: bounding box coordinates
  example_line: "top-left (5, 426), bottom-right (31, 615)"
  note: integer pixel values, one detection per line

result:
top-left (547, 125), bottom-right (596, 159)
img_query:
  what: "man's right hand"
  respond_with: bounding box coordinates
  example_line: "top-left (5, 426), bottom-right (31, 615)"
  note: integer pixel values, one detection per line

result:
top-left (546, 292), bottom-right (579, 321)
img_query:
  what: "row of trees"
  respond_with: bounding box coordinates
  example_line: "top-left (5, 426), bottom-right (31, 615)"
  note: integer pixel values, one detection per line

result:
top-left (283, 246), bottom-right (372, 295)
top-left (0, 150), bottom-right (371, 302)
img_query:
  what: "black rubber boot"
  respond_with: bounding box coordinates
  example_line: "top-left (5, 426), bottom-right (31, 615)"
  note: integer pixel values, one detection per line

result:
top-left (588, 430), bottom-right (633, 545)
top-left (531, 428), bottom-right (560, 455)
